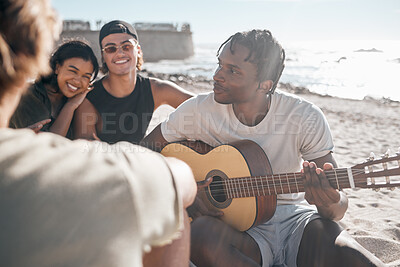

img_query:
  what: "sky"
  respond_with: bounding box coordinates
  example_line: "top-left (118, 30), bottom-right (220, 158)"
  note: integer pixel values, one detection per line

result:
top-left (52, 0), bottom-right (400, 44)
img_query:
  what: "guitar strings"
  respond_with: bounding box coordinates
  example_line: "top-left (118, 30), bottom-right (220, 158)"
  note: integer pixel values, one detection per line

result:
top-left (197, 174), bottom-right (366, 191)
top-left (196, 170), bottom-right (372, 198)
top-left (197, 169), bottom-right (365, 187)
top-left (201, 177), bottom-right (368, 191)
top-left (198, 178), bottom-right (363, 198)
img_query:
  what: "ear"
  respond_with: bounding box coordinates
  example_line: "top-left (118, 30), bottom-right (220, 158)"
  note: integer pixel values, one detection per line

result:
top-left (136, 44), bottom-right (142, 58)
top-left (257, 80), bottom-right (274, 94)
top-left (55, 63), bottom-right (60, 75)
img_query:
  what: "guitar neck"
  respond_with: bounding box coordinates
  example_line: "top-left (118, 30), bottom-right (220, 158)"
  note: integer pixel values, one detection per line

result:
top-left (224, 167), bottom-right (357, 198)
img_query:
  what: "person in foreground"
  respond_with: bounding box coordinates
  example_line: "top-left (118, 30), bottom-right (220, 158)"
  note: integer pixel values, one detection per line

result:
top-left (10, 40), bottom-right (99, 138)
top-left (74, 20), bottom-right (194, 144)
top-left (141, 30), bottom-right (385, 266)
top-left (0, 1), bottom-right (196, 266)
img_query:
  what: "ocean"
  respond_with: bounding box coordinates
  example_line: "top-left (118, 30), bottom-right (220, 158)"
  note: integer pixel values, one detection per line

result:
top-left (143, 40), bottom-right (400, 101)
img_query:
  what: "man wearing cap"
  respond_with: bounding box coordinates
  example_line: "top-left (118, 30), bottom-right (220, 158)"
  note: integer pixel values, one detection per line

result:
top-left (74, 20), bottom-right (194, 144)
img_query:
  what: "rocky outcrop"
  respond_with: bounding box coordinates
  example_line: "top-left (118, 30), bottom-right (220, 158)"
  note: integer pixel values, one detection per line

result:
top-left (59, 23), bottom-right (194, 63)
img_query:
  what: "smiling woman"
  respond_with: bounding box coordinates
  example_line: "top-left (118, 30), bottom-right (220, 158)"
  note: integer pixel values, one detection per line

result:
top-left (10, 40), bottom-right (99, 138)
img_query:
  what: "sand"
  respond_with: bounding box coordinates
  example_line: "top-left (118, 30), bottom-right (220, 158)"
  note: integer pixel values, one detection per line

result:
top-left (148, 79), bottom-right (400, 266)
top-left (304, 93), bottom-right (400, 267)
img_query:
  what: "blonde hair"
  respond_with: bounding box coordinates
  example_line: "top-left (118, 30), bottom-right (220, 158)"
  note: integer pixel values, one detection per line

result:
top-left (0, 0), bottom-right (61, 96)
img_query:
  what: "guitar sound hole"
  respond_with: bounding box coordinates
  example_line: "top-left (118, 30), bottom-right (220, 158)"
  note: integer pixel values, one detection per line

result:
top-left (209, 176), bottom-right (227, 203)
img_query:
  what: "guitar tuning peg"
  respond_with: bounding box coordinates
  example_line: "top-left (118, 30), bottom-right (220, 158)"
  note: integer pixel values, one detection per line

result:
top-left (382, 149), bottom-right (390, 158)
top-left (369, 152), bottom-right (376, 161)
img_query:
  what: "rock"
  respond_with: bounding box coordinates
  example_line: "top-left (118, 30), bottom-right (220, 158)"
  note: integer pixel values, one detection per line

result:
top-left (354, 48), bottom-right (383, 53)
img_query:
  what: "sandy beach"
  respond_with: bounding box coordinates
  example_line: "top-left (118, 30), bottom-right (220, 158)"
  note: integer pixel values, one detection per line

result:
top-left (147, 74), bottom-right (400, 266)
top-left (304, 92), bottom-right (400, 267)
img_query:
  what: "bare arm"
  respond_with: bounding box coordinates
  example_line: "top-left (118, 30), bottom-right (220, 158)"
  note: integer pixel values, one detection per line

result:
top-left (140, 124), bottom-right (169, 152)
top-left (303, 153), bottom-right (348, 221)
top-left (149, 78), bottom-right (194, 110)
top-left (27, 119), bottom-right (51, 133)
top-left (73, 98), bottom-right (99, 140)
top-left (50, 91), bottom-right (89, 136)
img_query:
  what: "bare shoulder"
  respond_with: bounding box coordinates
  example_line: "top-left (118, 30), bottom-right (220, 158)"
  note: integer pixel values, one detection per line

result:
top-left (149, 77), bottom-right (194, 108)
top-left (149, 77), bottom-right (164, 87)
top-left (149, 77), bottom-right (184, 92)
top-left (77, 98), bottom-right (97, 113)
top-left (73, 98), bottom-right (101, 140)
top-left (75, 98), bottom-right (100, 125)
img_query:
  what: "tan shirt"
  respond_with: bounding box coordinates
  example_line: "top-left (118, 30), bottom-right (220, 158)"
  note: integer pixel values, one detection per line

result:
top-left (0, 128), bottom-right (182, 267)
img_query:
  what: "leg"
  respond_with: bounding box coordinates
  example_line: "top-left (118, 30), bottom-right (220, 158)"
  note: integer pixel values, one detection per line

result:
top-left (191, 216), bottom-right (262, 267)
top-left (143, 211), bottom-right (191, 267)
top-left (297, 218), bottom-right (385, 267)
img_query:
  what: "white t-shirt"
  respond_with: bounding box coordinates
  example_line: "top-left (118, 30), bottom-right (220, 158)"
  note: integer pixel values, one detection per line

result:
top-left (161, 90), bottom-right (334, 205)
top-left (0, 128), bottom-right (182, 267)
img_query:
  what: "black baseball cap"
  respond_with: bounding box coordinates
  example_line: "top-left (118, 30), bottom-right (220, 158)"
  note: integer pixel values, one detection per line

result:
top-left (99, 20), bottom-right (138, 47)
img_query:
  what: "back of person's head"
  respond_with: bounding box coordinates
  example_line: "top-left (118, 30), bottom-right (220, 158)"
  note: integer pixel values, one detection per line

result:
top-left (0, 0), bottom-right (60, 97)
top-left (218, 29), bottom-right (285, 94)
top-left (42, 40), bottom-right (99, 86)
top-left (99, 20), bottom-right (144, 74)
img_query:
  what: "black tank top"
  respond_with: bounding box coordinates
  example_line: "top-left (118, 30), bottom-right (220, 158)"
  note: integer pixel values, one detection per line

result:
top-left (87, 74), bottom-right (154, 144)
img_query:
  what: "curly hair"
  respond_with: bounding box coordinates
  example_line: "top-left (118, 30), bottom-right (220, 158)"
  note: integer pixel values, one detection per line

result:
top-left (217, 29), bottom-right (285, 94)
top-left (0, 0), bottom-right (60, 96)
top-left (41, 39), bottom-right (99, 90)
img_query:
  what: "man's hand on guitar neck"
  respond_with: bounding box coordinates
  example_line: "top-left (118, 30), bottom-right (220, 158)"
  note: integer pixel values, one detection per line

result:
top-left (187, 178), bottom-right (224, 219)
top-left (302, 155), bottom-right (349, 221)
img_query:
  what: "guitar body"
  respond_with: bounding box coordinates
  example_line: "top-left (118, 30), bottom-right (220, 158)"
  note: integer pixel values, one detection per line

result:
top-left (161, 140), bottom-right (277, 231)
top-left (162, 140), bottom-right (400, 229)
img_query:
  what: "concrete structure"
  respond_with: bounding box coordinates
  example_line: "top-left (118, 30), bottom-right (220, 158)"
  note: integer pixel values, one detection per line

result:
top-left (59, 20), bottom-right (194, 63)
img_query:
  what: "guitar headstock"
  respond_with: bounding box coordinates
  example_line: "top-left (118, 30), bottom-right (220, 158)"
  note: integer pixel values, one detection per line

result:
top-left (351, 148), bottom-right (400, 190)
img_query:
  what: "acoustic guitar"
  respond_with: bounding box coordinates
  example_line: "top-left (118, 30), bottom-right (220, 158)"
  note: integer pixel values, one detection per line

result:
top-left (161, 140), bottom-right (400, 231)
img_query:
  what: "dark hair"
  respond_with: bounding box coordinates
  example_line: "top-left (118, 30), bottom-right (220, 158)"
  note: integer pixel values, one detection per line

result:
top-left (217, 29), bottom-right (285, 94)
top-left (42, 39), bottom-right (99, 89)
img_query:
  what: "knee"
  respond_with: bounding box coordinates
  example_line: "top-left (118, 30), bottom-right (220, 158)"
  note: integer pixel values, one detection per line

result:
top-left (298, 219), bottom-right (343, 266)
top-left (299, 219), bottom-right (382, 267)
top-left (191, 216), bottom-right (226, 259)
top-left (303, 218), bottom-right (343, 245)
top-left (305, 219), bottom-right (359, 251)
top-left (299, 219), bottom-right (343, 258)
top-left (191, 216), bottom-right (220, 247)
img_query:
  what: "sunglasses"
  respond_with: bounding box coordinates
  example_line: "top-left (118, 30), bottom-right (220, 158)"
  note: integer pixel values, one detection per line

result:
top-left (102, 39), bottom-right (137, 54)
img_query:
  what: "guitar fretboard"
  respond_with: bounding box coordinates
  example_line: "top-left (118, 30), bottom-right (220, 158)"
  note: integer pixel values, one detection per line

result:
top-left (221, 168), bottom-right (359, 198)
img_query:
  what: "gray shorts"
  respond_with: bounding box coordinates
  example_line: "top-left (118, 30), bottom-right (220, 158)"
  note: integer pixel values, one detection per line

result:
top-left (246, 204), bottom-right (320, 267)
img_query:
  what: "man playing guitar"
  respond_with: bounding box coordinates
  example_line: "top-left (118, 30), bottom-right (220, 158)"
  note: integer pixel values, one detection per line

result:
top-left (142, 30), bottom-right (384, 266)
